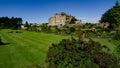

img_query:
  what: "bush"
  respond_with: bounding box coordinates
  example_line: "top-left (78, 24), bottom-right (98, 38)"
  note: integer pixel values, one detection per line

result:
top-left (113, 31), bottom-right (120, 40)
top-left (46, 37), bottom-right (120, 68)
top-left (116, 44), bottom-right (120, 54)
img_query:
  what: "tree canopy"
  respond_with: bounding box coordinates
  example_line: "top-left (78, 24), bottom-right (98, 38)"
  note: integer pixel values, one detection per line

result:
top-left (0, 17), bottom-right (22, 29)
top-left (69, 17), bottom-right (77, 24)
top-left (100, 1), bottom-right (120, 28)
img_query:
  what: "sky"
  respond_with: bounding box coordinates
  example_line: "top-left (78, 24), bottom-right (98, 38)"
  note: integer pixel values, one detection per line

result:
top-left (0, 0), bottom-right (117, 23)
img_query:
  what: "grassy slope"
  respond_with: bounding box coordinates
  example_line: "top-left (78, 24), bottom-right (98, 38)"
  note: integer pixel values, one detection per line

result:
top-left (92, 38), bottom-right (116, 53)
top-left (85, 38), bottom-right (116, 53)
top-left (0, 29), bottom-right (69, 68)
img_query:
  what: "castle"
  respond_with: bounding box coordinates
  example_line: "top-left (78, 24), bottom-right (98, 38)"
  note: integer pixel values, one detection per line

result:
top-left (48, 12), bottom-right (81, 26)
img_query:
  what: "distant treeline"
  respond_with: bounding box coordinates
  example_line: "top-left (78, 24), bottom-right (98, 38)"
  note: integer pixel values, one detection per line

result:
top-left (0, 17), bottom-right (22, 29)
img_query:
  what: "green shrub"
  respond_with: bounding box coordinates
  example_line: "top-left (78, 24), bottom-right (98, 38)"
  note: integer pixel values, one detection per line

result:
top-left (113, 32), bottom-right (120, 40)
top-left (116, 44), bottom-right (120, 52)
top-left (46, 37), bottom-right (119, 68)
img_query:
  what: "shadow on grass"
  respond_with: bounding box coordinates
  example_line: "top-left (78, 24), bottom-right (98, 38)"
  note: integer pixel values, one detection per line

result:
top-left (0, 43), bottom-right (10, 46)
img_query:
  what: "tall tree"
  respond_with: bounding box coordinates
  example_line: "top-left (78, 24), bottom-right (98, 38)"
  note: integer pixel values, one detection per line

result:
top-left (100, 0), bottom-right (120, 29)
top-left (116, 0), bottom-right (119, 6)
top-left (24, 21), bottom-right (29, 27)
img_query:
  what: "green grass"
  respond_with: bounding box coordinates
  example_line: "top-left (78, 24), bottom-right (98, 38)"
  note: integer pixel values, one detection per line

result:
top-left (92, 38), bottom-right (116, 53)
top-left (84, 38), bottom-right (116, 53)
top-left (0, 29), bottom-right (118, 68)
top-left (0, 29), bottom-right (69, 68)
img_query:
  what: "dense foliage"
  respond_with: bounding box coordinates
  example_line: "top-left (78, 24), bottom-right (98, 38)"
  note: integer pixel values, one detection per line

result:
top-left (0, 17), bottom-right (22, 29)
top-left (69, 17), bottom-right (77, 24)
top-left (46, 37), bottom-right (120, 68)
top-left (113, 31), bottom-right (120, 40)
top-left (116, 44), bottom-right (120, 54)
top-left (40, 24), bottom-right (51, 33)
top-left (100, 1), bottom-right (120, 28)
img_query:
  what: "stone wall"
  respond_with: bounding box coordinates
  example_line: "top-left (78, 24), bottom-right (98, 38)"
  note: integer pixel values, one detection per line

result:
top-left (48, 12), bottom-right (81, 26)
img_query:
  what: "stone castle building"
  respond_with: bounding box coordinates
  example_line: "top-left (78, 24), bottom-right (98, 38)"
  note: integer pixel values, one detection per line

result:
top-left (48, 12), bottom-right (81, 26)
top-left (96, 22), bottom-right (110, 28)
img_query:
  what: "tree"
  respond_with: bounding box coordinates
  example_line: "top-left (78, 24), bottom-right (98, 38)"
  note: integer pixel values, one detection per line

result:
top-left (67, 27), bottom-right (75, 34)
top-left (100, 0), bottom-right (120, 29)
top-left (24, 21), bottom-right (29, 27)
top-left (69, 17), bottom-right (77, 24)
top-left (40, 24), bottom-right (51, 33)
top-left (116, 0), bottom-right (119, 6)
top-left (16, 18), bottom-right (23, 29)
top-left (24, 21), bottom-right (30, 30)
top-left (0, 17), bottom-right (23, 29)
top-left (46, 37), bottom-right (120, 68)
top-left (113, 31), bottom-right (120, 40)
top-left (116, 44), bottom-right (120, 54)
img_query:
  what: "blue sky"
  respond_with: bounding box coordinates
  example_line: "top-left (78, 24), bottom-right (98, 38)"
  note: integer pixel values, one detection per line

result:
top-left (0, 0), bottom-right (117, 23)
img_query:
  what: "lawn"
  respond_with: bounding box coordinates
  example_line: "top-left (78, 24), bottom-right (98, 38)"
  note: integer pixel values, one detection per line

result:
top-left (91, 38), bottom-right (116, 53)
top-left (0, 29), bottom-right (69, 68)
top-left (84, 38), bottom-right (116, 53)
top-left (0, 29), bottom-right (117, 68)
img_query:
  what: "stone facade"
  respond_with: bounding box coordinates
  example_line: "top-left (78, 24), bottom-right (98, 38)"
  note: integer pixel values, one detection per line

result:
top-left (75, 20), bottom-right (82, 25)
top-left (21, 25), bottom-right (28, 30)
top-left (96, 22), bottom-right (110, 28)
top-left (48, 12), bottom-right (81, 26)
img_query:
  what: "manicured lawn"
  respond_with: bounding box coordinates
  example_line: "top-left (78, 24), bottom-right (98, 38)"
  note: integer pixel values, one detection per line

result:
top-left (0, 29), bottom-right (69, 68)
top-left (0, 29), bottom-right (118, 68)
